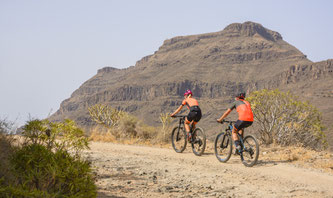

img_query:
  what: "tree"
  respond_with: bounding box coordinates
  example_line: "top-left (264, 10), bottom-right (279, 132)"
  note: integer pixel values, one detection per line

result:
top-left (0, 118), bottom-right (15, 134)
top-left (88, 104), bottom-right (125, 128)
top-left (247, 89), bottom-right (327, 149)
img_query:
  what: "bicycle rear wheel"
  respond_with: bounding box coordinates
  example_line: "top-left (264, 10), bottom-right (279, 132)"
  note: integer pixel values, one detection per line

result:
top-left (191, 127), bottom-right (206, 156)
top-left (214, 132), bottom-right (232, 162)
top-left (171, 126), bottom-right (187, 153)
top-left (241, 135), bottom-right (259, 167)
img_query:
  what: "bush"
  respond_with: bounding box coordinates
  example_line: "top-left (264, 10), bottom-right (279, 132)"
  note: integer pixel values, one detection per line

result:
top-left (0, 119), bottom-right (16, 186)
top-left (88, 104), bottom-right (125, 128)
top-left (247, 89), bottom-right (327, 149)
top-left (88, 104), bottom-right (173, 144)
top-left (5, 144), bottom-right (96, 197)
top-left (21, 119), bottom-right (89, 155)
top-left (136, 124), bottom-right (157, 141)
top-left (0, 119), bottom-right (97, 198)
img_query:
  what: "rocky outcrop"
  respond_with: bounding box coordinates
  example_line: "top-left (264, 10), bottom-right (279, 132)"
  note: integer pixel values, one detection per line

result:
top-left (223, 21), bottom-right (282, 41)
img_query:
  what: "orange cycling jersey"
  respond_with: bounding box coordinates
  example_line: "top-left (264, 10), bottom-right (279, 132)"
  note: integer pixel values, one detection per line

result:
top-left (229, 99), bottom-right (254, 121)
top-left (182, 97), bottom-right (199, 109)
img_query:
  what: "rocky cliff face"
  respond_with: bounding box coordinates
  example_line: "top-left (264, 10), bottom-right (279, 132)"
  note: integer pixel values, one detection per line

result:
top-left (50, 21), bottom-right (333, 147)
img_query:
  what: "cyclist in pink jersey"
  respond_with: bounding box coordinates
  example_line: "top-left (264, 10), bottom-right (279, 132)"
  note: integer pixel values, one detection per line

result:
top-left (171, 89), bottom-right (202, 141)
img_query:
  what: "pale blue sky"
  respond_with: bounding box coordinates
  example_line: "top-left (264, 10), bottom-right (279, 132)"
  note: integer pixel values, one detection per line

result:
top-left (1, 0), bottom-right (332, 125)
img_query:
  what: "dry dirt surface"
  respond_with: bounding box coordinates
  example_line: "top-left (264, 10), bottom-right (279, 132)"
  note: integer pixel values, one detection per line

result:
top-left (84, 142), bottom-right (333, 198)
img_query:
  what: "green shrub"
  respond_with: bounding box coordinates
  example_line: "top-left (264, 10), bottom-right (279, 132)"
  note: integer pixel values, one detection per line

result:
top-left (6, 144), bottom-right (96, 197)
top-left (22, 119), bottom-right (89, 155)
top-left (247, 89), bottom-right (327, 149)
top-left (0, 119), bottom-right (97, 198)
top-left (0, 119), bottom-right (16, 186)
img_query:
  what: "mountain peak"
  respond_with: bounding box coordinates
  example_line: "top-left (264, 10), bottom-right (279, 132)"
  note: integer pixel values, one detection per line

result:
top-left (97, 66), bottom-right (120, 74)
top-left (223, 21), bottom-right (282, 41)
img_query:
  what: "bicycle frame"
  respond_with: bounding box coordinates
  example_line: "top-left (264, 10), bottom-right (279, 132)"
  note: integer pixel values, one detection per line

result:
top-left (174, 115), bottom-right (194, 134)
top-left (222, 121), bottom-right (245, 152)
top-left (215, 120), bottom-right (259, 166)
top-left (171, 115), bottom-right (206, 156)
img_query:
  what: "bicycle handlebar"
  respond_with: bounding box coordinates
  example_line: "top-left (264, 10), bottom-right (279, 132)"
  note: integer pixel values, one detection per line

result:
top-left (218, 120), bottom-right (235, 124)
top-left (171, 115), bottom-right (187, 118)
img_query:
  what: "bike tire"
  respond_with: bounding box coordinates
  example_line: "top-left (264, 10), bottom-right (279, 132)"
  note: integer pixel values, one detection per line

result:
top-left (241, 135), bottom-right (259, 167)
top-left (191, 127), bottom-right (206, 156)
top-left (214, 132), bottom-right (232, 162)
top-left (171, 126), bottom-right (187, 153)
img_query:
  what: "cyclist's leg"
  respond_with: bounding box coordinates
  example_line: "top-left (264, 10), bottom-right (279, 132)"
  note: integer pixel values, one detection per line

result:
top-left (233, 120), bottom-right (244, 150)
top-left (234, 121), bottom-right (252, 141)
top-left (232, 120), bottom-right (242, 141)
top-left (192, 121), bottom-right (197, 129)
top-left (241, 121), bottom-right (252, 139)
top-left (239, 129), bottom-right (244, 139)
top-left (184, 117), bottom-right (191, 133)
top-left (232, 128), bottom-right (239, 140)
top-left (192, 109), bottom-right (201, 130)
top-left (186, 110), bottom-right (196, 132)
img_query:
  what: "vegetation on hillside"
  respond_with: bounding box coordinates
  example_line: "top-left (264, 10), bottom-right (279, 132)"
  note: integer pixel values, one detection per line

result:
top-left (88, 104), bottom-right (172, 144)
top-left (247, 89), bottom-right (327, 150)
top-left (89, 90), bottom-right (327, 151)
top-left (0, 119), bottom-right (97, 198)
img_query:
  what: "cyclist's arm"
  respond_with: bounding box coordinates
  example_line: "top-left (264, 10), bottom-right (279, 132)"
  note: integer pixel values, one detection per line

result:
top-left (170, 105), bottom-right (183, 117)
top-left (217, 108), bottom-right (232, 122)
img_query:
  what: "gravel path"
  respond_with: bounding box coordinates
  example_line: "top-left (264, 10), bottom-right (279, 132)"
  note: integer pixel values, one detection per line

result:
top-left (85, 142), bottom-right (333, 198)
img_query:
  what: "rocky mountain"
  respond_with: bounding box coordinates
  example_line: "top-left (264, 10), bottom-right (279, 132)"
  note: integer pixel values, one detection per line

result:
top-left (50, 21), bottom-right (333, 147)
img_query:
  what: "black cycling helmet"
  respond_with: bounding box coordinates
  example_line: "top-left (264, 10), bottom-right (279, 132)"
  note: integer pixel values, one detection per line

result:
top-left (236, 92), bottom-right (246, 99)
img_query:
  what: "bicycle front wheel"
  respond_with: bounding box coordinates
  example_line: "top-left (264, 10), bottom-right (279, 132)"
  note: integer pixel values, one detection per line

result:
top-left (171, 126), bottom-right (187, 153)
top-left (241, 135), bottom-right (259, 167)
top-left (191, 127), bottom-right (206, 156)
top-left (214, 132), bottom-right (232, 162)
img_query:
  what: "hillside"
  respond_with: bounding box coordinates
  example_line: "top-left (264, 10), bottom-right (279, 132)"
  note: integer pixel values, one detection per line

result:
top-left (50, 21), bottom-right (333, 147)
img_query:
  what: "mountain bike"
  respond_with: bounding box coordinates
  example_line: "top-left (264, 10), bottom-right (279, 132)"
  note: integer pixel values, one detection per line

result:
top-left (171, 115), bottom-right (206, 156)
top-left (214, 120), bottom-right (259, 167)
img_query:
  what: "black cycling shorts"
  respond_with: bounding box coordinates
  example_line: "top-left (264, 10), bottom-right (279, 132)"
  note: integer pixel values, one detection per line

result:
top-left (187, 106), bottom-right (202, 122)
top-left (234, 120), bottom-right (252, 131)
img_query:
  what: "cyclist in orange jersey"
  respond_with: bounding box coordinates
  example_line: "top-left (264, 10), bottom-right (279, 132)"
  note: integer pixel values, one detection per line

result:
top-left (217, 92), bottom-right (254, 151)
top-left (170, 89), bottom-right (202, 141)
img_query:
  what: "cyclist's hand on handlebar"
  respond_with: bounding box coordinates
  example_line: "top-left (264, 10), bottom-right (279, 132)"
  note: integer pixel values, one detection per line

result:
top-left (216, 119), bottom-right (224, 123)
top-left (170, 114), bottom-right (175, 117)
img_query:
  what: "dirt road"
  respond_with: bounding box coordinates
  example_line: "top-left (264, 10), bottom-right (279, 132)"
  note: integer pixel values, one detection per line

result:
top-left (85, 142), bottom-right (333, 198)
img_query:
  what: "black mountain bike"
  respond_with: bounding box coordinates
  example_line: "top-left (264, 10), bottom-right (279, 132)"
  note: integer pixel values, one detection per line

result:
top-left (171, 115), bottom-right (206, 156)
top-left (214, 120), bottom-right (259, 167)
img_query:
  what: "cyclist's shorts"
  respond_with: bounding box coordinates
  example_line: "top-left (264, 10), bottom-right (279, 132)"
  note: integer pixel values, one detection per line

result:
top-left (187, 106), bottom-right (202, 122)
top-left (234, 120), bottom-right (252, 131)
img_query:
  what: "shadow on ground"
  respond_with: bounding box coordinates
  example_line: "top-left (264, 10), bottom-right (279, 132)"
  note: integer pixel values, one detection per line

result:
top-left (255, 159), bottom-right (290, 167)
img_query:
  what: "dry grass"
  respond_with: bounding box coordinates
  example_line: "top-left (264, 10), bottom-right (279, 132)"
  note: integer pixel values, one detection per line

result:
top-left (260, 144), bottom-right (333, 173)
top-left (88, 125), bottom-right (170, 148)
top-left (88, 126), bottom-right (117, 142)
